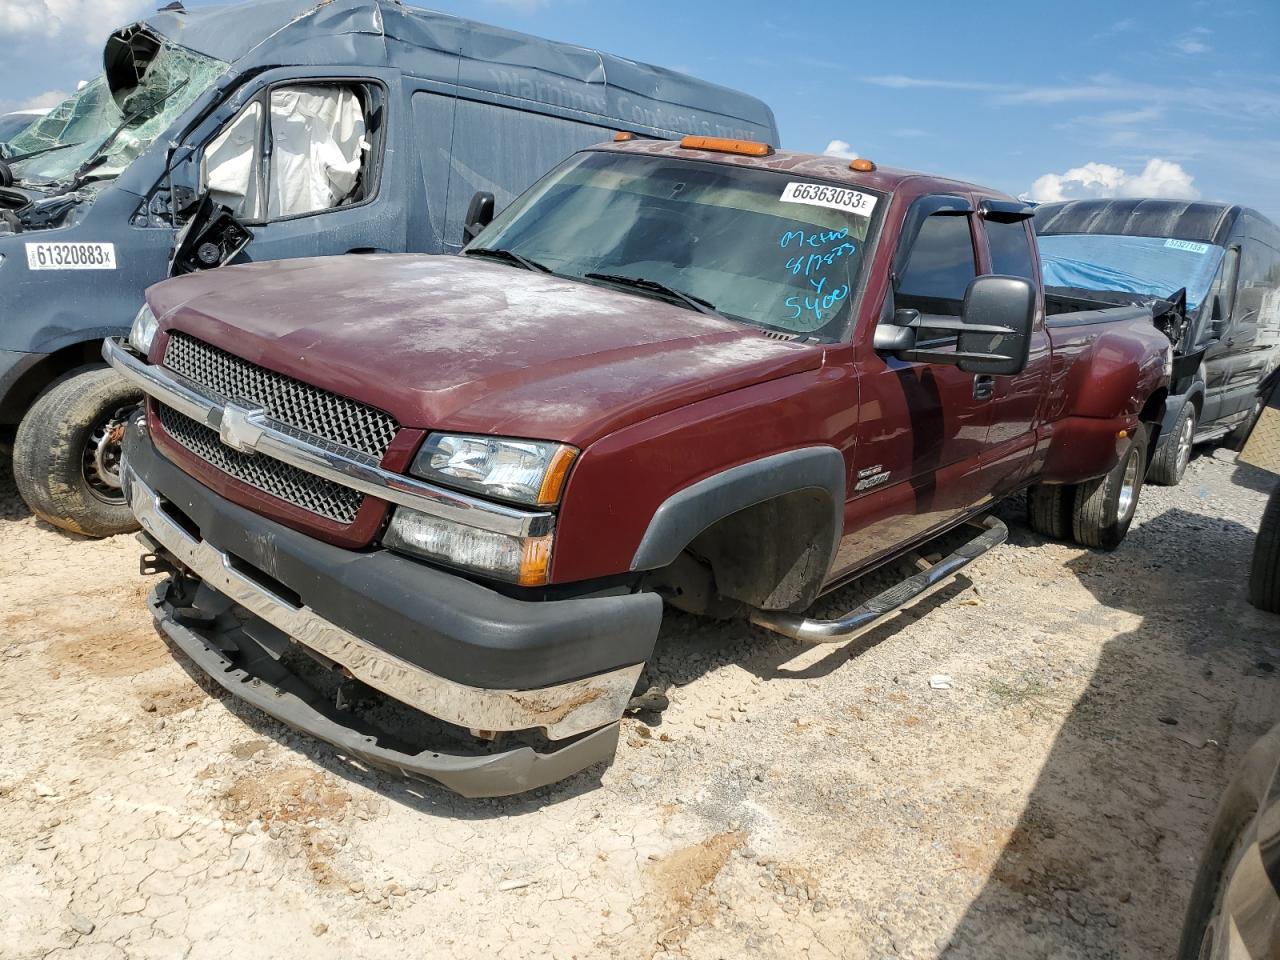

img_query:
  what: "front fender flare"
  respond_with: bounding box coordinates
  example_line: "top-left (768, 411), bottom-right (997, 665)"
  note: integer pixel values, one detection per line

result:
top-left (629, 446), bottom-right (846, 577)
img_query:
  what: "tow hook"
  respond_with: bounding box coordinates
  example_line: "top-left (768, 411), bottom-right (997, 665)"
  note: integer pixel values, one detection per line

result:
top-left (140, 552), bottom-right (178, 578)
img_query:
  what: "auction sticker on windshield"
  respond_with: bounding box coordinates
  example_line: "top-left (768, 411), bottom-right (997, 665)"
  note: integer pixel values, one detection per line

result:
top-left (26, 243), bottom-right (117, 271)
top-left (780, 182), bottom-right (877, 217)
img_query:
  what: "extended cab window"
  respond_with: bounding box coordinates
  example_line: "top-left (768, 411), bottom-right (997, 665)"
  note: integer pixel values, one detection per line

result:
top-left (985, 218), bottom-right (1036, 280)
top-left (202, 83), bottom-right (376, 221)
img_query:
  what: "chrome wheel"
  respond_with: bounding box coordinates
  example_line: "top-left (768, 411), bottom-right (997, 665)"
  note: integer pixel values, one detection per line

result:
top-left (1176, 410), bottom-right (1195, 477)
top-left (1117, 448), bottom-right (1141, 521)
top-left (82, 405), bottom-right (131, 504)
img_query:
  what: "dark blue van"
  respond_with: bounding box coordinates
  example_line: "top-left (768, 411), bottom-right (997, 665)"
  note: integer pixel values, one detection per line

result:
top-left (0, 0), bottom-right (777, 536)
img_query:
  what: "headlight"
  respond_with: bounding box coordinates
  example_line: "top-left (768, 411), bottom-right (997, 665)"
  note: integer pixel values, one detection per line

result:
top-left (410, 433), bottom-right (577, 507)
top-left (384, 509), bottom-right (553, 586)
top-left (129, 303), bottom-right (159, 356)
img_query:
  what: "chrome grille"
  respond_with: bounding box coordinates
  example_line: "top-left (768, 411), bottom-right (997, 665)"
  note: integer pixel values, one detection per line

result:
top-left (158, 405), bottom-right (363, 525)
top-left (163, 332), bottom-right (398, 459)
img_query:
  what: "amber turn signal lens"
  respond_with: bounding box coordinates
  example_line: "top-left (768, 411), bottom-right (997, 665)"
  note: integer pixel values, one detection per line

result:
top-left (679, 135), bottom-right (774, 157)
top-left (536, 446), bottom-right (579, 507)
top-left (613, 131), bottom-right (636, 142)
top-left (849, 158), bottom-right (877, 172)
top-left (518, 534), bottom-right (555, 586)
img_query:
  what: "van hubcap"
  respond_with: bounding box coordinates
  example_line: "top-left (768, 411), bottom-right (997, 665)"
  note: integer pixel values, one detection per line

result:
top-left (83, 407), bottom-right (131, 504)
top-left (1177, 413), bottom-right (1195, 475)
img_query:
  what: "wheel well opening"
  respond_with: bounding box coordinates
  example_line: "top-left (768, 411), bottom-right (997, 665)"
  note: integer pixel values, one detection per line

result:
top-left (0, 342), bottom-right (105, 426)
top-left (650, 488), bottom-right (835, 615)
top-left (1139, 387), bottom-right (1168, 462)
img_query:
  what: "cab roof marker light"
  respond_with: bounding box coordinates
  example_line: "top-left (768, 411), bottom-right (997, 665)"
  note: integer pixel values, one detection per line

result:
top-left (849, 158), bottom-right (877, 172)
top-left (613, 131), bottom-right (636, 142)
top-left (679, 135), bottom-right (773, 157)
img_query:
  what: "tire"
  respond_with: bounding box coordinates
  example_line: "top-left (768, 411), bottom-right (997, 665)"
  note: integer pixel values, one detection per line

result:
top-left (1026, 483), bottom-right (1073, 540)
top-left (1176, 725), bottom-right (1280, 960)
top-left (1071, 426), bottom-right (1149, 550)
top-left (12, 365), bottom-right (142, 538)
top-left (1248, 487), bottom-right (1280, 613)
top-left (1148, 401), bottom-right (1195, 486)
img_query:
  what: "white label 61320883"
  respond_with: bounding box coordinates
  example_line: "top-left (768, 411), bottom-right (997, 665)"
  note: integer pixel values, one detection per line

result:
top-left (25, 242), bottom-right (117, 270)
top-left (780, 182), bottom-right (878, 217)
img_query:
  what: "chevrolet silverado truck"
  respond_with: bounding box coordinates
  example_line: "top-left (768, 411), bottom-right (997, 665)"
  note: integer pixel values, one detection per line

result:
top-left (105, 137), bottom-right (1171, 797)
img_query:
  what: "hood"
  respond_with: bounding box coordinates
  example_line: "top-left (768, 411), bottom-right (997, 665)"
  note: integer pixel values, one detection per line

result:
top-left (149, 255), bottom-right (823, 445)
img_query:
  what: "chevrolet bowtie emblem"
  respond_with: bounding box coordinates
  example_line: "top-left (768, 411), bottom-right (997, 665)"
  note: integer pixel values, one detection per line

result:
top-left (217, 402), bottom-right (267, 454)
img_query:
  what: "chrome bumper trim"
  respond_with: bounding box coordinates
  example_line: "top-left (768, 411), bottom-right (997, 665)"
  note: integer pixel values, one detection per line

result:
top-left (104, 338), bottom-right (553, 538)
top-left (126, 467), bottom-right (641, 740)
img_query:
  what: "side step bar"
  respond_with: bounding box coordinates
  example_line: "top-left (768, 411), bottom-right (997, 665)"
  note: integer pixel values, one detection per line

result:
top-left (749, 515), bottom-right (1008, 644)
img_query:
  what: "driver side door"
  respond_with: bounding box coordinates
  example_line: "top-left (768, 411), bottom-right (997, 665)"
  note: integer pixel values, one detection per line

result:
top-left (829, 194), bottom-right (998, 578)
top-left (164, 67), bottom-right (405, 272)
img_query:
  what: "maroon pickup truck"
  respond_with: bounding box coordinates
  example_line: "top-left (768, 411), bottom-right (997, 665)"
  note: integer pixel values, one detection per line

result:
top-left (105, 138), bottom-right (1171, 796)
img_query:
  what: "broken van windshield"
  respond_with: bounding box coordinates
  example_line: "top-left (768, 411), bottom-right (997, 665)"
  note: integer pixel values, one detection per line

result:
top-left (3, 42), bottom-right (227, 186)
top-left (469, 151), bottom-right (883, 338)
top-left (1038, 234), bottom-right (1225, 313)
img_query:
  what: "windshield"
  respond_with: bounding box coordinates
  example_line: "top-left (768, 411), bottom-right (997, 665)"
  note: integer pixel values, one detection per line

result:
top-left (469, 151), bottom-right (884, 339)
top-left (3, 42), bottom-right (227, 186)
top-left (1038, 233), bottom-right (1225, 313)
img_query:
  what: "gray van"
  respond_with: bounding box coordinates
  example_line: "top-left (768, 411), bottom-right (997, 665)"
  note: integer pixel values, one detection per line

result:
top-left (1035, 199), bottom-right (1280, 485)
top-left (0, 0), bottom-right (777, 536)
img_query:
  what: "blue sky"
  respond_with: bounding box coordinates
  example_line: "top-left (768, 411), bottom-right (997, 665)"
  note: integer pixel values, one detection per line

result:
top-left (2, 0), bottom-right (1278, 218)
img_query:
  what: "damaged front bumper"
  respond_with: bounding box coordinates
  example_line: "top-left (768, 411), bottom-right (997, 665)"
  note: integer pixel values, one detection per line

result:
top-left (123, 416), bottom-right (663, 797)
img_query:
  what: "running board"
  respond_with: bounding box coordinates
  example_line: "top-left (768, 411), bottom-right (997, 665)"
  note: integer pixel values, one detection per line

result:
top-left (749, 515), bottom-right (1008, 644)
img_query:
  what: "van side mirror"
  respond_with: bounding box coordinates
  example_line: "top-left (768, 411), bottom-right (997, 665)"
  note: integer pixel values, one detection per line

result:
top-left (462, 191), bottom-right (495, 243)
top-left (875, 276), bottom-right (1035, 376)
top-left (1209, 294), bottom-right (1230, 338)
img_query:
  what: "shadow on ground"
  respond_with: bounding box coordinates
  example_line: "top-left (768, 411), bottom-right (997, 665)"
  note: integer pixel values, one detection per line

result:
top-left (940, 494), bottom-right (1280, 959)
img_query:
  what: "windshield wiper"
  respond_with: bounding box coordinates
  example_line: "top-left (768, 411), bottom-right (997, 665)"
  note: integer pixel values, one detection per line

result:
top-left (69, 78), bottom-right (191, 186)
top-left (1, 140), bottom-right (86, 164)
top-left (584, 272), bottom-right (724, 318)
top-left (464, 247), bottom-right (553, 274)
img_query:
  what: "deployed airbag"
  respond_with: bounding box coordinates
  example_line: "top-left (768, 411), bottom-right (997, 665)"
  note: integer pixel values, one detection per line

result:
top-left (267, 86), bottom-right (367, 219)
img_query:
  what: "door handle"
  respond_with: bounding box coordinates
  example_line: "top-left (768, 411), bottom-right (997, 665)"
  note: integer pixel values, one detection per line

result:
top-left (973, 375), bottom-right (995, 401)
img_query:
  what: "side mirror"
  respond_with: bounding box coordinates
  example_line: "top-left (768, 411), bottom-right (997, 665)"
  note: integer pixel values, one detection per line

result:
top-left (1209, 294), bottom-right (1230, 338)
top-left (876, 276), bottom-right (1035, 376)
top-left (955, 275), bottom-right (1036, 375)
top-left (462, 191), bottom-right (495, 243)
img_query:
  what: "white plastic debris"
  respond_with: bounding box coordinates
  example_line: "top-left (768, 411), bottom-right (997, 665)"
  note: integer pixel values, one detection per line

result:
top-left (929, 675), bottom-right (953, 690)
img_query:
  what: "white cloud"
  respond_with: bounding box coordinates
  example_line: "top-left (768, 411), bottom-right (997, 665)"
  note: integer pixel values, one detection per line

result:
top-left (1025, 158), bottom-right (1200, 203)
top-left (823, 139), bottom-right (859, 160)
top-left (1175, 27), bottom-right (1212, 55)
top-left (864, 74), bottom-right (1006, 92)
top-left (0, 0), bottom-right (150, 46)
top-left (20, 90), bottom-right (69, 111)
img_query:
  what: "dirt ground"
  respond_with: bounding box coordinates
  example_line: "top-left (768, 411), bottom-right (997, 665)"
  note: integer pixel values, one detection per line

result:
top-left (1, 446), bottom-right (1278, 960)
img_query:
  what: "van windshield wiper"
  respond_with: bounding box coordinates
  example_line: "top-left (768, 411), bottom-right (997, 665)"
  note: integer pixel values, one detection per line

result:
top-left (69, 78), bottom-right (191, 186)
top-left (584, 272), bottom-right (724, 318)
top-left (464, 247), bottom-right (553, 274)
top-left (1, 140), bottom-right (86, 164)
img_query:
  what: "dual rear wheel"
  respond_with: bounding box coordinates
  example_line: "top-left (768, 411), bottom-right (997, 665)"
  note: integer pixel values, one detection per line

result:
top-left (1027, 426), bottom-right (1149, 551)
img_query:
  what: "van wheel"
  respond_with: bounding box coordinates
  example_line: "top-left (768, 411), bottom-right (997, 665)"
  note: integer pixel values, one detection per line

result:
top-left (1072, 427), bottom-right (1149, 550)
top-left (1148, 402), bottom-right (1195, 486)
top-left (1027, 484), bottom-right (1073, 540)
top-left (13, 365), bottom-right (142, 538)
top-left (1248, 488), bottom-right (1280, 613)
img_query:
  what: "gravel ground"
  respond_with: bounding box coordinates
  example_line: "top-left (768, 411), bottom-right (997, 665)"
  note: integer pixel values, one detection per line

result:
top-left (1, 446), bottom-right (1278, 960)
